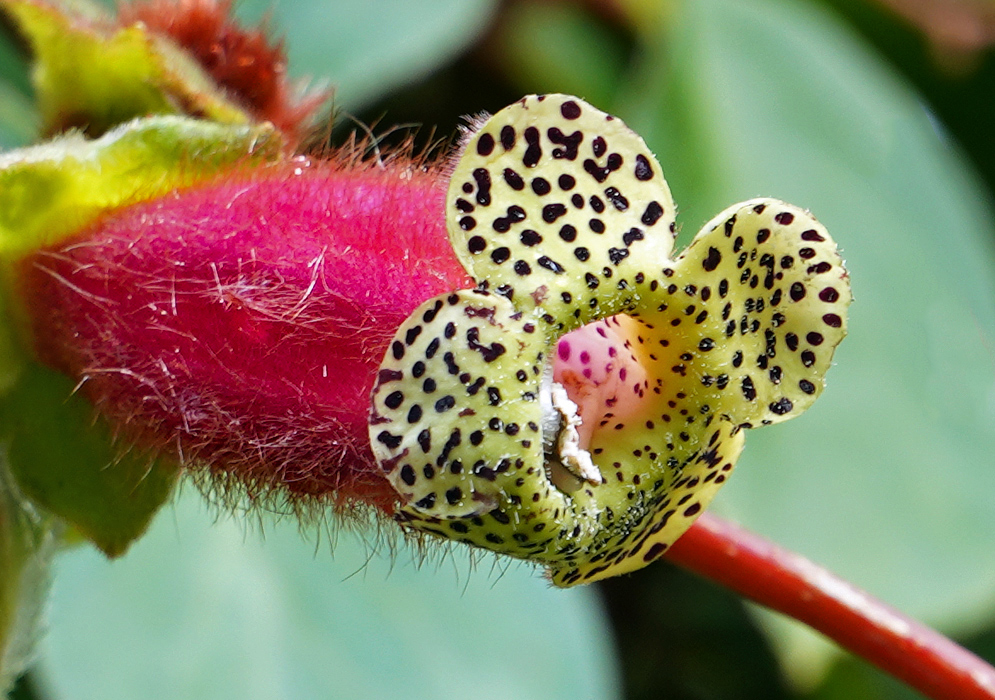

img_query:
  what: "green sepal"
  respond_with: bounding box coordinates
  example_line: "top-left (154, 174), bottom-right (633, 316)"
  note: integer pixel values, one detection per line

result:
top-left (0, 0), bottom-right (255, 136)
top-left (0, 115), bottom-right (282, 258)
top-left (0, 447), bottom-right (57, 693)
top-left (0, 363), bottom-right (179, 558)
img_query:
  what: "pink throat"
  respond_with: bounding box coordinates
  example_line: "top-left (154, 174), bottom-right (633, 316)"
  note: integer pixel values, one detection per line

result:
top-left (552, 317), bottom-right (649, 452)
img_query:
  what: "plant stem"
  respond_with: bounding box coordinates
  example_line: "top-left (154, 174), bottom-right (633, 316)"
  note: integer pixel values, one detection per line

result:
top-left (665, 513), bottom-right (995, 700)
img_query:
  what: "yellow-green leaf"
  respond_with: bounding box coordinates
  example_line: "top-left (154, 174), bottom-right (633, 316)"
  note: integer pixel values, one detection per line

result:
top-left (0, 115), bottom-right (281, 259)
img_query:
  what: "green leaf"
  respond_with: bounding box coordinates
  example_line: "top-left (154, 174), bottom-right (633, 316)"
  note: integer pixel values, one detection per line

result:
top-left (615, 0), bottom-right (995, 675)
top-left (233, 0), bottom-right (498, 110)
top-left (37, 488), bottom-right (621, 700)
top-left (0, 116), bottom-right (281, 258)
top-left (0, 81), bottom-right (37, 150)
top-left (0, 31), bottom-right (36, 151)
top-left (0, 449), bottom-right (58, 694)
top-left (489, 1), bottom-right (628, 109)
top-left (0, 364), bottom-right (178, 557)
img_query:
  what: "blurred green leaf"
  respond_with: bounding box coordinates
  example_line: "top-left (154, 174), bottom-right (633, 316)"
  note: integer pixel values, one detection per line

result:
top-left (0, 3), bottom-right (36, 149)
top-left (601, 562), bottom-right (790, 700)
top-left (0, 451), bottom-right (57, 694)
top-left (234, 0), bottom-right (497, 112)
top-left (1, 0), bottom-right (261, 136)
top-left (614, 0), bottom-right (995, 677)
top-left (0, 81), bottom-right (36, 149)
top-left (0, 23), bottom-right (31, 98)
top-left (490, 1), bottom-right (628, 109)
top-left (1, 365), bottom-right (178, 557)
top-left (37, 488), bottom-right (620, 700)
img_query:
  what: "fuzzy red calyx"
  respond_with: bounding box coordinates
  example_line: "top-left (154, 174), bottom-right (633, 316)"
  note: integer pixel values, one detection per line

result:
top-left (20, 155), bottom-right (469, 515)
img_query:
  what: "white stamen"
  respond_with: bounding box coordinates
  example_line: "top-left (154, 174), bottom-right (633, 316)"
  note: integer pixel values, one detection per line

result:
top-left (550, 382), bottom-right (603, 485)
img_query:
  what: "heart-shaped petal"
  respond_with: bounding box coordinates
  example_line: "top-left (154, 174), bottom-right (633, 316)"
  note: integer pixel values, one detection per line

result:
top-left (447, 94), bottom-right (676, 333)
top-left (370, 290), bottom-right (546, 519)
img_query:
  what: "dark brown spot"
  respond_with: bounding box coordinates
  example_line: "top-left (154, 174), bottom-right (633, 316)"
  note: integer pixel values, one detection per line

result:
top-left (605, 187), bottom-right (629, 211)
top-left (561, 100), bottom-right (582, 119)
top-left (400, 464), bottom-right (416, 485)
top-left (472, 168), bottom-right (491, 206)
top-left (741, 376), bottom-right (756, 401)
top-left (376, 431), bottom-right (402, 450)
top-left (532, 177), bottom-right (551, 196)
top-left (548, 127), bottom-right (583, 160)
top-left (641, 201), bottom-right (664, 227)
top-left (523, 126), bottom-right (542, 167)
top-left (703, 247), bottom-right (721, 271)
top-left (385, 391), bottom-right (404, 409)
top-left (538, 256), bottom-right (565, 273)
top-left (592, 136), bottom-right (606, 157)
top-left (542, 203), bottom-right (568, 222)
top-left (520, 229), bottom-right (542, 246)
top-left (503, 168), bottom-right (525, 191)
top-left (476, 133), bottom-right (495, 156)
top-left (434, 395), bottom-right (456, 412)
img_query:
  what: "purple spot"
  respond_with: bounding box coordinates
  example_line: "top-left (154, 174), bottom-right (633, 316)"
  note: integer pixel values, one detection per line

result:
top-left (580, 351), bottom-right (591, 364)
top-left (558, 342), bottom-right (571, 361)
top-left (619, 368), bottom-right (628, 381)
top-left (583, 368), bottom-right (593, 379)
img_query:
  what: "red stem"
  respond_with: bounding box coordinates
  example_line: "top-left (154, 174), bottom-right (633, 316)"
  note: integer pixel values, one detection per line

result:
top-left (665, 513), bottom-right (995, 700)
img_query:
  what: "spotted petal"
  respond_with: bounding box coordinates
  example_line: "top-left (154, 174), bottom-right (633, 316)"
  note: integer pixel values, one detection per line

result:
top-left (370, 290), bottom-right (547, 518)
top-left (370, 94), bottom-right (851, 587)
top-left (656, 198), bottom-right (851, 427)
top-left (447, 94), bottom-right (676, 333)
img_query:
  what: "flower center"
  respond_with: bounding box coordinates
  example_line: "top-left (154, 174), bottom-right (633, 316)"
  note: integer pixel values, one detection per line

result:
top-left (542, 316), bottom-right (651, 491)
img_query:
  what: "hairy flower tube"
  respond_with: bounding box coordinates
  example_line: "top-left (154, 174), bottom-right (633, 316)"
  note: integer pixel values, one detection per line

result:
top-left (369, 95), bottom-right (851, 587)
top-left (10, 146), bottom-right (469, 517)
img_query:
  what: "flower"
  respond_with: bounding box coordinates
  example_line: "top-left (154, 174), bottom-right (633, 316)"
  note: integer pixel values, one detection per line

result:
top-left (369, 94), bottom-right (851, 586)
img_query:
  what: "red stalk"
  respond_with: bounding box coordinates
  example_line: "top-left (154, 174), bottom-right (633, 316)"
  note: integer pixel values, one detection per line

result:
top-left (667, 514), bottom-right (995, 700)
